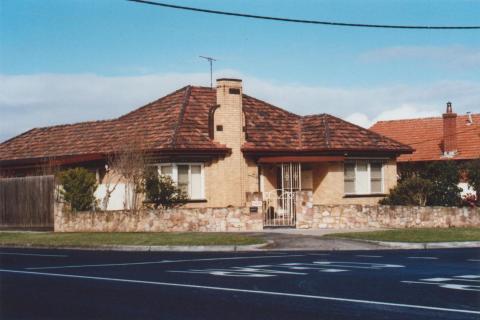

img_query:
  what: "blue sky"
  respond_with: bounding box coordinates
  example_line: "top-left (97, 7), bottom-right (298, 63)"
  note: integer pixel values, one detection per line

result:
top-left (1, 0), bottom-right (479, 141)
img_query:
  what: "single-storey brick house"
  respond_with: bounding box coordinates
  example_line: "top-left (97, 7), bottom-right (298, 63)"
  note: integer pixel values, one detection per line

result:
top-left (0, 79), bottom-right (412, 224)
top-left (370, 103), bottom-right (479, 196)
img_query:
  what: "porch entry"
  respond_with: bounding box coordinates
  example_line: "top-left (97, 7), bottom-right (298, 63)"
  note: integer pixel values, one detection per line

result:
top-left (263, 162), bottom-right (301, 227)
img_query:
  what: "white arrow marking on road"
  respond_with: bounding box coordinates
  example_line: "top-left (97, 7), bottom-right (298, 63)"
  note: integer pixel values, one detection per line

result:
top-left (356, 255), bottom-right (382, 258)
top-left (455, 275), bottom-right (480, 279)
top-left (402, 280), bottom-right (480, 292)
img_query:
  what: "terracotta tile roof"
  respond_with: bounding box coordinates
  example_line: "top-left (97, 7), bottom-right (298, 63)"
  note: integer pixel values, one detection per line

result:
top-left (242, 94), bottom-right (301, 150)
top-left (302, 114), bottom-right (412, 151)
top-left (370, 114), bottom-right (480, 162)
top-left (241, 95), bottom-right (411, 153)
top-left (0, 85), bottom-right (412, 164)
top-left (0, 86), bottom-right (228, 163)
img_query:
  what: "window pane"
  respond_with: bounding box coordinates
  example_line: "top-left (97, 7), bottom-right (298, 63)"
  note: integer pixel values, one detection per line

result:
top-left (160, 165), bottom-right (173, 177)
top-left (370, 163), bottom-right (382, 179)
top-left (344, 180), bottom-right (355, 194)
top-left (356, 162), bottom-right (369, 194)
top-left (344, 163), bottom-right (356, 194)
top-left (344, 163), bottom-right (355, 178)
top-left (370, 163), bottom-right (383, 193)
top-left (190, 165), bottom-right (202, 199)
top-left (356, 161), bottom-right (368, 172)
top-left (371, 179), bottom-right (382, 193)
top-left (177, 165), bottom-right (189, 195)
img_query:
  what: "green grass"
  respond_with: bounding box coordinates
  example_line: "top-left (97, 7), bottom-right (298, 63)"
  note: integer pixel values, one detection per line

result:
top-left (324, 228), bottom-right (480, 243)
top-left (0, 232), bottom-right (263, 247)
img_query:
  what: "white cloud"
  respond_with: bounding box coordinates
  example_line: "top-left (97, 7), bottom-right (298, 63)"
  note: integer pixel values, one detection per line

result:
top-left (1, 71), bottom-right (479, 141)
top-left (360, 45), bottom-right (480, 68)
top-left (345, 105), bottom-right (440, 129)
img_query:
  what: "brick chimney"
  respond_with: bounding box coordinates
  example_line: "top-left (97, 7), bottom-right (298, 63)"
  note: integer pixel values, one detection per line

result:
top-left (214, 78), bottom-right (244, 145)
top-left (442, 101), bottom-right (457, 157)
top-left (210, 78), bottom-right (247, 207)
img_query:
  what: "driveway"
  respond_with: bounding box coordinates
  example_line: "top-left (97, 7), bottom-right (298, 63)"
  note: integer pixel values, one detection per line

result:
top-left (249, 228), bottom-right (387, 250)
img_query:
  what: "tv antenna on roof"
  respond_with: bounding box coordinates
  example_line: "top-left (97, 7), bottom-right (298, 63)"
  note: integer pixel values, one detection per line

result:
top-left (199, 56), bottom-right (217, 88)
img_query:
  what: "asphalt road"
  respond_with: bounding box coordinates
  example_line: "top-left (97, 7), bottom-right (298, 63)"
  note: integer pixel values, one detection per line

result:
top-left (0, 247), bottom-right (479, 320)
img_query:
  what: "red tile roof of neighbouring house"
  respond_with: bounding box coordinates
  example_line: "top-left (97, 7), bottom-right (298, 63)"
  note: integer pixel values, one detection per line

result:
top-left (370, 113), bottom-right (480, 162)
top-left (0, 86), bottom-right (412, 164)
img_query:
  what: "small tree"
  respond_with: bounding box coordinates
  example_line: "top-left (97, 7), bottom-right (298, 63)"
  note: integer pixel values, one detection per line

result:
top-left (57, 168), bottom-right (98, 211)
top-left (106, 137), bottom-right (147, 212)
top-left (380, 177), bottom-right (433, 206)
top-left (143, 168), bottom-right (188, 209)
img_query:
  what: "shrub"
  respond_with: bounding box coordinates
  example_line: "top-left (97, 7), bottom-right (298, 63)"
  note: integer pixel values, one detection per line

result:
top-left (462, 193), bottom-right (478, 207)
top-left (380, 177), bottom-right (433, 206)
top-left (143, 169), bottom-right (188, 209)
top-left (421, 161), bottom-right (462, 206)
top-left (57, 168), bottom-right (98, 211)
top-left (465, 159), bottom-right (480, 201)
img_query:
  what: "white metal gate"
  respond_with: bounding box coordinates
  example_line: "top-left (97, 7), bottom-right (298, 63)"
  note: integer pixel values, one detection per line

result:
top-left (263, 163), bottom-right (301, 227)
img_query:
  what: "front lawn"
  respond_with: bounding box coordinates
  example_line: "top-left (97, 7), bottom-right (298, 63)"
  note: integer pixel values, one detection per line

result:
top-left (324, 227), bottom-right (480, 243)
top-left (0, 232), bottom-right (263, 247)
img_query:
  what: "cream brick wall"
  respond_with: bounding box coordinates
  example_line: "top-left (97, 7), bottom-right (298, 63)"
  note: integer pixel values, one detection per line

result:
top-left (312, 159), bottom-right (398, 205)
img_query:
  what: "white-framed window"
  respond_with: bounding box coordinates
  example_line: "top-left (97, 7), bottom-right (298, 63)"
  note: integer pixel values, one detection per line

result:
top-left (344, 161), bottom-right (384, 195)
top-left (158, 163), bottom-right (205, 200)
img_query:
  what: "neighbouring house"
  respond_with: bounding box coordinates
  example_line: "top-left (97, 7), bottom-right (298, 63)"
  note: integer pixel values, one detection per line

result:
top-left (0, 78), bottom-right (412, 226)
top-left (370, 103), bottom-right (480, 196)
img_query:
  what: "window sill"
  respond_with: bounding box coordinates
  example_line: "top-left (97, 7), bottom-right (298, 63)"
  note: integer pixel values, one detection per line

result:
top-left (186, 199), bottom-right (208, 203)
top-left (343, 194), bottom-right (386, 198)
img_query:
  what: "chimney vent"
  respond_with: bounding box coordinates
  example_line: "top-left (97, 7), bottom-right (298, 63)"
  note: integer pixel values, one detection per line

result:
top-left (442, 101), bottom-right (457, 157)
top-left (466, 112), bottom-right (473, 125)
top-left (446, 101), bottom-right (453, 113)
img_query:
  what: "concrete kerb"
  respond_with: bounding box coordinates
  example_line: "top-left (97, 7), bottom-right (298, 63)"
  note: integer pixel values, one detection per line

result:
top-left (330, 237), bottom-right (480, 249)
top-left (1, 239), bottom-right (479, 252)
top-left (0, 241), bottom-right (272, 252)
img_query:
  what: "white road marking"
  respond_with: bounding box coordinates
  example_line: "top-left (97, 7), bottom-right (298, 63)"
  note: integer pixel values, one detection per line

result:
top-left (169, 270), bottom-right (277, 277)
top-left (455, 275), bottom-right (480, 279)
top-left (171, 261), bottom-right (403, 278)
top-left (321, 269), bottom-right (347, 272)
top-left (170, 267), bottom-right (308, 277)
top-left (1, 268), bottom-right (479, 315)
top-left (467, 259), bottom-right (480, 262)
top-left (402, 280), bottom-right (480, 292)
top-left (407, 257), bottom-right (438, 260)
top-left (421, 278), bottom-right (455, 282)
top-left (423, 277), bottom-right (480, 283)
top-left (26, 254), bottom-right (305, 270)
top-left (312, 261), bottom-right (404, 269)
top-left (356, 255), bottom-right (382, 258)
top-left (0, 252), bottom-right (68, 258)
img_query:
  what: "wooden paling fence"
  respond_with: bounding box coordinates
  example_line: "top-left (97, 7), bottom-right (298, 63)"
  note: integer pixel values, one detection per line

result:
top-left (0, 175), bottom-right (55, 229)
